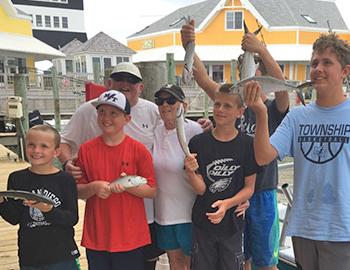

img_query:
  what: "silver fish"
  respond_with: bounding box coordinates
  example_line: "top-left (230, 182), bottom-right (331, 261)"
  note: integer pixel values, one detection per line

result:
top-left (110, 175), bottom-right (147, 189)
top-left (240, 21), bottom-right (262, 80)
top-left (182, 16), bottom-right (195, 85)
top-left (0, 190), bottom-right (55, 205)
top-left (176, 103), bottom-right (190, 157)
top-left (231, 75), bottom-right (313, 98)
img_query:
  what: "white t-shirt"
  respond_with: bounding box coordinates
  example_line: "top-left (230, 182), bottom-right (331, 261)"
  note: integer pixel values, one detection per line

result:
top-left (153, 119), bottom-right (202, 225)
top-left (61, 97), bottom-right (160, 223)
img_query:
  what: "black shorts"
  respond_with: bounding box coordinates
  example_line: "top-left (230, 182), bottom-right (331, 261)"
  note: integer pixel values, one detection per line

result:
top-left (191, 225), bottom-right (244, 270)
top-left (143, 223), bottom-right (165, 260)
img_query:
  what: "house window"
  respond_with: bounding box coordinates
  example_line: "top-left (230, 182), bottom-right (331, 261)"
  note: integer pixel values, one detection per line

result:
top-left (226, 11), bottom-right (243, 30)
top-left (81, 56), bottom-right (86, 73)
top-left (62, 17), bottom-right (68, 28)
top-left (116, 57), bottom-right (129, 64)
top-left (116, 57), bottom-right (123, 64)
top-left (76, 61), bottom-right (81, 73)
top-left (65, 60), bottom-right (73, 73)
top-left (212, 65), bottom-right (224, 83)
top-left (36, 15), bottom-right (42, 27)
top-left (301, 15), bottom-right (317, 24)
top-left (279, 64), bottom-right (285, 72)
top-left (92, 57), bottom-right (101, 73)
top-left (45, 16), bottom-right (51, 27)
top-left (104, 58), bottom-right (112, 70)
top-left (53, 16), bottom-right (60, 28)
top-left (0, 58), bottom-right (4, 73)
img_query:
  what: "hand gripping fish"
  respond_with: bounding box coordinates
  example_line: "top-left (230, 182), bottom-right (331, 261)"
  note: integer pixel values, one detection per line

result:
top-left (182, 16), bottom-right (195, 85)
top-left (240, 21), bottom-right (262, 80)
top-left (0, 190), bottom-right (55, 205)
top-left (110, 175), bottom-right (147, 189)
top-left (176, 103), bottom-right (190, 157)
top-left (239, 21), bottom-right (306, 105)
top-left (230, 75), bottom-right (313, 99)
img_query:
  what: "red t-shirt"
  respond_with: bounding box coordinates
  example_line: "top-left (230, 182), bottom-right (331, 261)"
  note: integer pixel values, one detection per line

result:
top-left (77, 135), bottom-right (156, 252)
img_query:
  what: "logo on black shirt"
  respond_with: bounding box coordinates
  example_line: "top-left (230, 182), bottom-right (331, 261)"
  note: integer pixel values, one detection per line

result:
top-left (206, 158), bottom-right (240, 193)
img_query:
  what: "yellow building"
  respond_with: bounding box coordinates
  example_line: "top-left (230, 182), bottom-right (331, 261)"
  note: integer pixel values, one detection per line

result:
top-left (0, 0), bottom-right (64, 89)
top-left (127, 0), bottom-right (350, 83)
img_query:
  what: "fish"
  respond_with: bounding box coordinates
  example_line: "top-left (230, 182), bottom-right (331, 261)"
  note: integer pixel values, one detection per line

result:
top-left (238, 21), bottom-right (308, 105)
top-left (230, 75), bottom-right (313, 98)
top-left (0, 190), bottom-right (55, 205)
top-left (182, 16), bottom-right (195, 85)
top-left (110, 175), bottom-right (147, 189)
top-left (176, 103), bottom-right (190, 157)
top-left (239, 21), bottom-right (262, 80)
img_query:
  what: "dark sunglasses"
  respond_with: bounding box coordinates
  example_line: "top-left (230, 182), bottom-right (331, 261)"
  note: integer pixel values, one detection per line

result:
top-left (155, 96), bottom-right (178, 106)
top-left (111, 74), bottom-right (141, 84)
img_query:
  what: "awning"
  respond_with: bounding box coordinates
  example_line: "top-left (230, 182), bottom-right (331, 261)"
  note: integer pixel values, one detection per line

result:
top-left (132, 44), bottom-right (313, 63)
top-left (0, 32), bottom-right (66, 61)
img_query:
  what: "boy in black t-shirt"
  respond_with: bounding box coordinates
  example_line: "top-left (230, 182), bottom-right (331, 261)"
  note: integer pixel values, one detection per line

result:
top-left (184, 85), bottom-right (259, 270)
top-left (0, 125), bottom-right (79, 269)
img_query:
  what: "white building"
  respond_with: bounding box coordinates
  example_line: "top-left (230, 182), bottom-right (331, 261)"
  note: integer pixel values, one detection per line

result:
top-left (11, 0), bottom-right (87, 49)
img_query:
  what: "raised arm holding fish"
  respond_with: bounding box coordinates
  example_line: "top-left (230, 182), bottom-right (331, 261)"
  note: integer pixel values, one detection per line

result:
top-left (181, 20), bottom-right (289, 270)
top-left (182, 16), bottom-right (195, 85)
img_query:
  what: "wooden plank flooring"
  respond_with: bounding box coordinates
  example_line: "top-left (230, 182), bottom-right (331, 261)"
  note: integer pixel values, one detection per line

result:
top-left (0, 144), bottom-right (88, 270)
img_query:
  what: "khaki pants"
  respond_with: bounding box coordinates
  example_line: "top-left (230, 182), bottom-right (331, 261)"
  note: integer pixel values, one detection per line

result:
top-left (292, 236), bottom-right (350, 270)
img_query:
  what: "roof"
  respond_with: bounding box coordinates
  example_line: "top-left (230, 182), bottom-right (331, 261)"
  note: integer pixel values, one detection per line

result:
top-left (129, 0), bottom-right (348, 40)
top-left (132, 44), bottom-right (312, 63)
top-left (128, 0), bottom-right (222, 39)
top-left (242, 0), bottom-right (348, 31)
top-left (73, 31), bottom-right (136, 55)
top-left (0, 32), bottom-right (66, 60)
top-left (59, 38), bottom-right (83, 54)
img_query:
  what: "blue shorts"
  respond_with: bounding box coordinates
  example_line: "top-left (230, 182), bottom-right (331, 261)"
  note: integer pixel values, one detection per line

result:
top-left (155, 223), bottom-right (192, 256)
top-left (244, 189), bottom-right (279, 268)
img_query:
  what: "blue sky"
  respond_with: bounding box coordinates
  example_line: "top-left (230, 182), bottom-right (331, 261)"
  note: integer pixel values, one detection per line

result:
top-left (84, 0), bottom-right (350, 45)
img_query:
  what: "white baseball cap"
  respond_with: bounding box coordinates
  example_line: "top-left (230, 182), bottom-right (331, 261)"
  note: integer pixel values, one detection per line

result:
top-left (91, 90), bottom-right (131, 114)
top-left (110, 62), bottom-right (142, 81)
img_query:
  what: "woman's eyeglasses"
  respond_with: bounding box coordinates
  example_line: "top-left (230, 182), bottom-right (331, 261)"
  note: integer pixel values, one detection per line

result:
top-left (155, 96), bottom-right (178, 106)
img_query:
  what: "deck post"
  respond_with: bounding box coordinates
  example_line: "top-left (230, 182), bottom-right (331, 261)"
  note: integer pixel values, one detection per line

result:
top-left (14, 74), bottom-right (28, 160)
top-left (231, 59), bottom-right (237, 83)
top-left (166, 53), bottom-right (175, 85)
top-left (51, 66), bottom-right (61, 131)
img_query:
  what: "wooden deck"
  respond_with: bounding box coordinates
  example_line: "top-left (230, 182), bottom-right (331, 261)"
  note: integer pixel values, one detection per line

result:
top-left (0, 144), bottom-right (88, 270)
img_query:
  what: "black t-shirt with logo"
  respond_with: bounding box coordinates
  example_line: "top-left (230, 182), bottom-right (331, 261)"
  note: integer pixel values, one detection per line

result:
top-left (189, 131), bottom-right (260, 235)
top-left (0, 168), bottom-right (79, 267)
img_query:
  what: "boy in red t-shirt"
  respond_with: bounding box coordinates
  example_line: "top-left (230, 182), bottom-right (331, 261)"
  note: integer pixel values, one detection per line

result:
top-left (76, 90), bottom-right (157, 270)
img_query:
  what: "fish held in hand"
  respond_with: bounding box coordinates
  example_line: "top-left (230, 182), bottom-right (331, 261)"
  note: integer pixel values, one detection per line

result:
top-left (0, 190), bottom-right (55, 205)
top-left (239, 21), bottom-right (262, 80)
top-left (110, 175), bottom-right (147, 189)
top-left (176, 103), bottom-right (190, 157)
top-left (182, 16), bottom-right (195, 85)
top-left (230, 75), bottom-right (313, 98)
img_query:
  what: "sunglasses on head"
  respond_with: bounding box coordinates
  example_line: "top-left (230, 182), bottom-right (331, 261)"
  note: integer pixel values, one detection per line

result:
top-left (111, 74), bottom-right (141, 84)
top-left (155, 96), bottom-right (178, 106)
